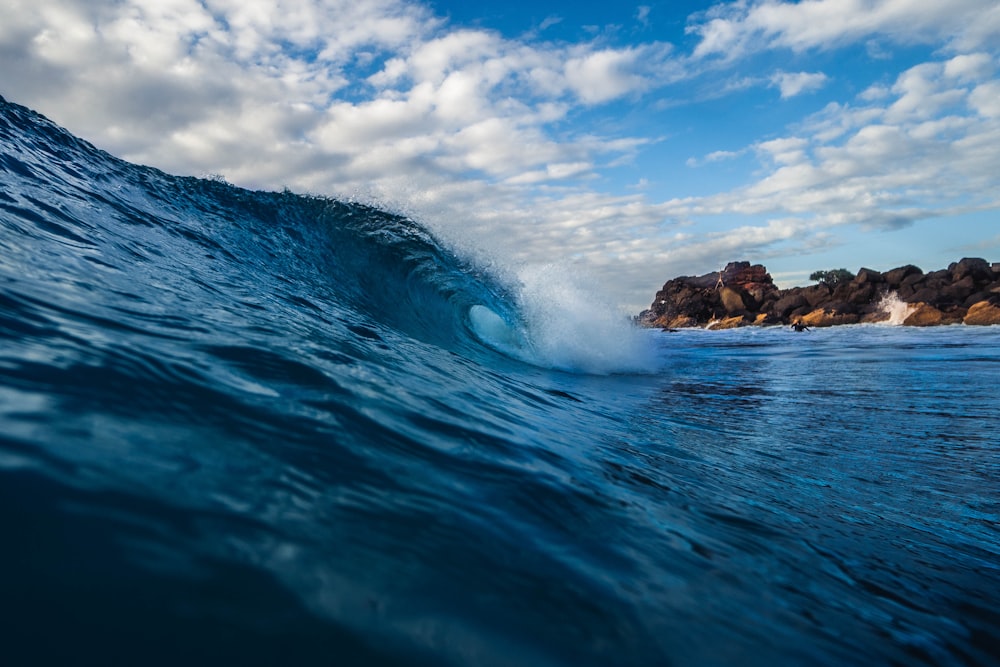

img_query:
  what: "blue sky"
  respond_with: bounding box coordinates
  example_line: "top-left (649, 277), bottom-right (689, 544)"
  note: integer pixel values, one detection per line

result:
top-left (2, 0), bottom-right (999, 310)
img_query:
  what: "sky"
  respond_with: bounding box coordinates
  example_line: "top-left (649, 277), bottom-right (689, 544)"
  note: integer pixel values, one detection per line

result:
top-left (2, 0), bottom-right (999, 311)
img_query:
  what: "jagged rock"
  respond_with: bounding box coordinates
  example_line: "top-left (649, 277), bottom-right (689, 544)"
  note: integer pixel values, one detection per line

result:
top-left (642, 257), bottom-right (998, 328)
top-left (773, 292), bottom-right (809, 317)
top-left (949, 257), bottom-right (993, 283)
top-left (908, 287), bottom-right (937, 304)
top-left (802, 284), bottom-right (831, 308)
top-left (923, 269), bottom-right (951, 286)
top-left (903, 304), bottom-right (965, 326)
top-left (860, 310), bottom-right (891, 323)
top-left (884, 265), bottom-right (922, 286)
top-left (667, 315), bottom-right (700, 329)
top-left (964, 299), bottom-right (1000, 325)
top-left (853, 268), bottom-right (885, 285)
top-left (941, 275), bottom-right (976, 304)
top-left (719, 286), bottom-right (748, 315)
top-left (753, 312), bottom-right (781, 325)
top-left (799, 309), bottom-right (860, 327)
top-left (903, 304), bottom-right (945, 326)
top-left (964, 290), bottom-right (993, 308)
top-left (843, 283), bottom-right (877, 306)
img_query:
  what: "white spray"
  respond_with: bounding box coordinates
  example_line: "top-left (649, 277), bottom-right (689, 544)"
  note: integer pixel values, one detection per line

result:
top-left (507, 264), bottom-right (662, 374)
top-left (876, 291), bottom-right (916, 325)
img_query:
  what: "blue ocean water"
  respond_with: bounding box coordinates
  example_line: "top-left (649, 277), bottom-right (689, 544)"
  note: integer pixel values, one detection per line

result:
top-left (1, 94), bottom-right (999, 666)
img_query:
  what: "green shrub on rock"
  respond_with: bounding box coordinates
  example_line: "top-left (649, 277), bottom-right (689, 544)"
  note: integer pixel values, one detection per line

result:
top-left (809, 268), bottom-right (856, 287)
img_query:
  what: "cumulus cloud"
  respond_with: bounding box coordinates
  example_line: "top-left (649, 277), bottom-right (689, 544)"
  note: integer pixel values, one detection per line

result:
top-left (689, 0), bottom-right (1000, 58)
top-left (689, 0), bottom-right (1000, 59)
top-left (677, 54), bottom-right (1000, 237)
top-left (770, 70), bottom-right (829, 98)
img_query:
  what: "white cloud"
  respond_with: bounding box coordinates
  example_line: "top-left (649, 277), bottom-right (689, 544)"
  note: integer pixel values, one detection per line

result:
top-left (690, 0), bottom-right (1000, 59)
top-left (564, 43), bottom-right (674, 104)
top-left (538, 16), bottom-right (562, 31)
top-left (770, 70), bottom-right (829, 98)
top-left (666, 59), bottom-right (1000, 240)
top-left (969, 81), bottom-right (1000, 117)
top-left (943, 52), bottom-right (995, 81)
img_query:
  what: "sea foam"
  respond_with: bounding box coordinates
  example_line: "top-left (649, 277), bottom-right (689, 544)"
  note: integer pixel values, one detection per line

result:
top-left (508, 264), bottom-right (661, 375)
top-left (876, 291), bottom-right (916, 325)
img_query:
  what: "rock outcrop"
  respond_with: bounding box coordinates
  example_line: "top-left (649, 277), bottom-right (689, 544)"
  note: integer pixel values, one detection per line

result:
top-left (639, 258), bottom-right (1000, 329)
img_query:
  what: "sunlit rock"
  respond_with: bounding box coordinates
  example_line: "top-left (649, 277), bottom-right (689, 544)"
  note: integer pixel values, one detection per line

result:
top-left (964, 299), bottom-right (1000, 326)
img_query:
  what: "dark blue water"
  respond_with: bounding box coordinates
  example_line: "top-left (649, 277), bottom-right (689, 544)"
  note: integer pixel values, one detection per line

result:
top-left (2, 94), bottom-right (999, 667)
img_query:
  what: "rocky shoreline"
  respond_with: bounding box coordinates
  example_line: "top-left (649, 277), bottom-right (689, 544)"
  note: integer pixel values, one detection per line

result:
top-left (638, 258), bottom-right (1000, 329)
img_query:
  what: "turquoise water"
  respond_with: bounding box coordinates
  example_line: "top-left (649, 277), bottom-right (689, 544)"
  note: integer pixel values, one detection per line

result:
top-left (2, 95), bottom-right (999, 666)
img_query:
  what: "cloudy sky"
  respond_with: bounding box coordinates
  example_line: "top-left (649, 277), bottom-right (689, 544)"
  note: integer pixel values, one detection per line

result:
top-left (3, 0), bottom-right (999, 310)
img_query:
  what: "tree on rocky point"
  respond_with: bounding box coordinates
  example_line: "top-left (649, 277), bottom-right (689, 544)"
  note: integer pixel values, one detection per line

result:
top-left (809, 268), bottom-right (855, 286)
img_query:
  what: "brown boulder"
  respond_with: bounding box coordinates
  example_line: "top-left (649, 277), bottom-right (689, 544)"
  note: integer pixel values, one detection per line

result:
top-left (903, 304), bottom-right (944, 326)
top-left (799, 309), bottom-right (861, 327)
top-left (903, 304), bottom-right (965, 326)
top-left (720, 261), bottom-right (773, 288)
top-left (964, 299), bottom-right (1000, 326)
top-left (719, 286), bottom-right (748, 314)
top-left (802, 284), bottom-right (832, 308)
top-left (860, 310), bottom-right (891, 324)
top-left (773, 292), bottom-right (809, 317)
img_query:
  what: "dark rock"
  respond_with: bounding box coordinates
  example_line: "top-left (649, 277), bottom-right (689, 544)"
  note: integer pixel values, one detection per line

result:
top-left (773, 292), bottom-right (809, 317)
top-left (802, 284), bottom-right (831, 308)
top-left (900, 271), bottom-right (925, 287)
top-left (923, 269), bottom-right (950, 287)
top-left (910, 286), bottom-right (945, 306)
top-left (941, 275), bottom-right (976, 303)
top-left (949, 257), bottom-right (992, 284)
top-left (853, 268), bottom-right (885, 285)
top-left (826, 301), bottom-right (859, 315)
top-left (843, 283), bottom-right (877, 306)
top-left (789, 304), bottom-right (814, 319)
top-left (964, 290), bottom-right (993, 308)
top-left (884, 265), bottom-right (922, 286)
top-left (719, 286), bottom-right (749, 315)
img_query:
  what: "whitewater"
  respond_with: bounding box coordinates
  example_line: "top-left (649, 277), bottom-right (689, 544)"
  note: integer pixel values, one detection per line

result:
top-left (1, 95), bottom-right (999, 666)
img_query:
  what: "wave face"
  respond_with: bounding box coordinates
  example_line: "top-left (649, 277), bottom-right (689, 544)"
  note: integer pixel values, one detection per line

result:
top-left (2, 96), bottom-right (1000, 667)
